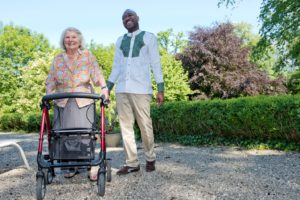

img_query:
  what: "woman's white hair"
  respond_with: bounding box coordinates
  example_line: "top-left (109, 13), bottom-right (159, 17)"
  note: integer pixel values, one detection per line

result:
top-left (59, 27), bottom-right (85, 50)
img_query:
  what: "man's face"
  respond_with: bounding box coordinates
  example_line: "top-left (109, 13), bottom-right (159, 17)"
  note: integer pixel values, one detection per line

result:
top-left (122, 12), bottom-right (139, 32)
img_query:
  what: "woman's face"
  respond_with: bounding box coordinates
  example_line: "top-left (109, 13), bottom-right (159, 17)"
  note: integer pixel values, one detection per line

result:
top-left (64, 31), bottom-right (80, 51)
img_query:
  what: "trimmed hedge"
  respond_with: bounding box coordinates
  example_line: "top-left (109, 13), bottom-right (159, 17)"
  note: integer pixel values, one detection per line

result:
top-left (0, 112), bottom-right (51, 132)
top-left (1, 95), bottom-right (300, 144)
top-left (151, 95), bottom-right (300, 142)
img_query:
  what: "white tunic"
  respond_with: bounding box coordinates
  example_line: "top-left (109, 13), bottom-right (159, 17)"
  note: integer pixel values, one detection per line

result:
top-left (108, 30), bottom-right (164, 94)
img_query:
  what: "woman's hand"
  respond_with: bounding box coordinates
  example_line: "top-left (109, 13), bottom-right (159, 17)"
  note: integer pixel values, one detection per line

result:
top-left (101, 87), bottom-right (109, 101)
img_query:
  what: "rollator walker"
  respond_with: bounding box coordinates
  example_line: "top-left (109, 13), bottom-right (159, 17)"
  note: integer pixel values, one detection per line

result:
top-left (36, 92), bottom-right (111, 199)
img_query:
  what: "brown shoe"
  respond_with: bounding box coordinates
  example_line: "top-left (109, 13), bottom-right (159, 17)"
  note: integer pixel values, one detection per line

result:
top-left (146, 161), bottom-right (155, 172)
top-left (116, 165), bottom-right (140, 175)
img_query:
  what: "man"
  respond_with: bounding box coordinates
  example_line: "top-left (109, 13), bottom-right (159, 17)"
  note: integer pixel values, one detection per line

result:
top-left (107, 9), bottom-right (164, 175)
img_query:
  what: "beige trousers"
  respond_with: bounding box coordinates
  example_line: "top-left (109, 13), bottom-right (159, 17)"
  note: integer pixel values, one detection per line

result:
top-left (116, 93), bottom-right (156, 167)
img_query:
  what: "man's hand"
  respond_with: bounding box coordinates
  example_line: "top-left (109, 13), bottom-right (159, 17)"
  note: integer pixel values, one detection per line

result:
top-left (156, 92), bottom-right (164, 107)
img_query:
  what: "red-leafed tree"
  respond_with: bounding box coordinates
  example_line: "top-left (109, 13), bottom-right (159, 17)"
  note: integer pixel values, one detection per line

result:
top-left (177, 23), bottom-right (287, 99)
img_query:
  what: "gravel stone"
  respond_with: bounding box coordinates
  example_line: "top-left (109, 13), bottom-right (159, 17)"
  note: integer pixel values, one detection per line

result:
top-left (0, 132), bottom-right (299, 200)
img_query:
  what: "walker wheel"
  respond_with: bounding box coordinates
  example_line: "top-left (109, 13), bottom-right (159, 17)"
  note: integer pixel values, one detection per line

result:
top-left (46, 168), bottom-right (54, 184)
top-left (106, 160), bottom-right (112, 182)
top-left (36, 172), bottom-right (46, 200)
top-left (97, 169), bottom-right (106, 196)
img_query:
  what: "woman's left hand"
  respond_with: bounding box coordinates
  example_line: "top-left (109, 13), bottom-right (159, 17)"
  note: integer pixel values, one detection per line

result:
top-left (101, 88), bottom-right (109, 101)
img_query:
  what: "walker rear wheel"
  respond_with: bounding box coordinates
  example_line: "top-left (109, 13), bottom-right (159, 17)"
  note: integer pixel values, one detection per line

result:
top-left (106, 160), bottom-right (112, 182)
top-left (46, 168), bottom-right (54, 184)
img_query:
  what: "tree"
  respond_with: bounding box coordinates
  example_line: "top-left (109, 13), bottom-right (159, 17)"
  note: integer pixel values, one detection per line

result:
top-left (156, 51), bottom-right (191, 101)
top-left (233, 22), bottom-right (276, 76)
top-left (89, 43), bottom-right (117, 125)
top-left (258, 0), bottom-right (300, 71)
top-left (12, 51), bottom-right (58, 114)
top-left (89, 41), bottom-right (115, 80)
top-left (217, 0), bottom-right (239, 7)
top-left (157, 29), bottom-right (187, 54)
top-left (177, 23), bottom-right (287, 99)
top-left (287, 70), bottom-right (300, 94)
top-left (156, 29), bottom-right (192, 100)
top-left (0, 24), bottom-right (51, 113)
top-left (219, 0), bottom-right (300, 71)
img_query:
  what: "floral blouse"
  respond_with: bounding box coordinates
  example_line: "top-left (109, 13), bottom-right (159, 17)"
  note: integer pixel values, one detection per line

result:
top-left (46, 49), bottom-right (104, 108)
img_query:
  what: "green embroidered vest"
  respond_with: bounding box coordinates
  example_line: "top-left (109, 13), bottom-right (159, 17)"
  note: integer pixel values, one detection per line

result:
top-left (120, 31), bottom-right (145, 57)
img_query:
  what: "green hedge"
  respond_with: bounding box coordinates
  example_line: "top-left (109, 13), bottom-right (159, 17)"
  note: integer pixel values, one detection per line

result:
top-left (151, 95), bottom-right (300, 142)
top-left (0, 112), bottom-right (51, 132)
top-left (1, 95), bottom-right (300, 144)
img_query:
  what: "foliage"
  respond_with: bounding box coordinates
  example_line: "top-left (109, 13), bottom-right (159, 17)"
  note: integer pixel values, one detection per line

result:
top-left (157, 29), bottom-right (187, 54)
top-left (154, 51), bottom-right (192, 101)
top-left (89, 43), bottom-right (117, 126)
top-left (0, 112), bottom-right (45, 132)
top-left (233, 22), bottom-right (277, 77)
top-left (257, 0), bottom-right (300, 71)
top-left (4, 95), bottom-right (300, 152)
top-left (154, 134), bottom-right (300, 152)
top-left (219, 0), bottom-right (300, 72)
top-left (0, 24), bottom-right (51, 113)
top-left (0, 113), bottom-right (25, 131)
top-left (217, 0), bottom-right (239, 7)
top-left (177, 22), bottom-right (287, 99)
top-left (89, 42), bottom-right (115, 79)
top-left (287, 70), bottom-right (300, 94)
top-left (12, 51), bottom-right (58, 114)
top-left (151, 95), bottom-right (300, 143)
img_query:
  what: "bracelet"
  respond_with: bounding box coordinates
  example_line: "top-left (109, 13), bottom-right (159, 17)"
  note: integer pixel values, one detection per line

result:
top-left (101, 86), bottom-right (108, 90)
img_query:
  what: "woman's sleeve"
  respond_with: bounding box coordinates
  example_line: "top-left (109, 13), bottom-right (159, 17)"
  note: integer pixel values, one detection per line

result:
top-left (45, 61), bottom-right (56, 94)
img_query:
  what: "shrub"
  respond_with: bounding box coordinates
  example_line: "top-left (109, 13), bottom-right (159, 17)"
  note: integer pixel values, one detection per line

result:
top-left (0, 112), bottom-right (52, 132)
top-left (287, 70), bottom-right (300, 94)
top-left (2, 95), bottom-right (300, 151)
top-left (151, 95), bottom-right (300, 142)
top-left (0, 113), bottom-right (25, 131)
top-left (24, 112), bottom-right (42, 132)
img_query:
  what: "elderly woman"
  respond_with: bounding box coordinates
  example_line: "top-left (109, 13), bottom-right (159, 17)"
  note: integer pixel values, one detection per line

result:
top-left (46, 27), bottom-right (108, 180)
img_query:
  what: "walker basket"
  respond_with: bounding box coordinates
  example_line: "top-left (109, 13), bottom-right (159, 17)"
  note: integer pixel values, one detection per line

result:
top-left (50, 129), bottom-right (96, 160)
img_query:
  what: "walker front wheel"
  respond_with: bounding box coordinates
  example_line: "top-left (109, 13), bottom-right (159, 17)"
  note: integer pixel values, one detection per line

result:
top-left (36, 172), bottom-right (46, 200)
top-left (97, 170), bottom-right (106, 196)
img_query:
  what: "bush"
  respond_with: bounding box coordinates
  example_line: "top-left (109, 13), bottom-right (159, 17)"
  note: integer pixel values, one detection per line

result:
top-left (24, 112), bottom-right (42, 132)
top-left (0, 112), bottom-right (52, 132)
top-left (2, 95), bottom-right (300, 151)
top-left (0, 113), bottom-right (25, 131)
top-left (287, 70), bottom-right (300, 94)
top-left (151, 95), bottom-right (300, 142)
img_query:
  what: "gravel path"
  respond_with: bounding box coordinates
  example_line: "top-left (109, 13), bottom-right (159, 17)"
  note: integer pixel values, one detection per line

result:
top-left (0, 132), bottom-right (299, 200)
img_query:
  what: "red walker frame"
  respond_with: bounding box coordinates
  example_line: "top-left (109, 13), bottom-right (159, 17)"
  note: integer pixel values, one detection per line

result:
top-left (36, 92), bottom-right (111, 199)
